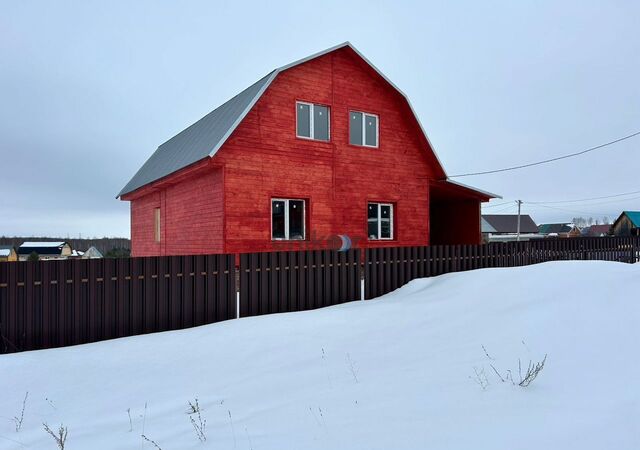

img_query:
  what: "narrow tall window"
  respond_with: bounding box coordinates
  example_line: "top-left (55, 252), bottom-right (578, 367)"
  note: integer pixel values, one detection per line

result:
top-left (368, 203), bottom-right (393, 240)
top-left (296, 102), bottom-right (330, 141)
top-left (272, 198), bottom-right (306, 240)
top-left (349, 111), bottom-right (378, 147)
top-left (154, 207), bottom-right (161, 242)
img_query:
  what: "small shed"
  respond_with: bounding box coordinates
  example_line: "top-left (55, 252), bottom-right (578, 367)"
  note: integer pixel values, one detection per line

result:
top-left (481, 214), bottom-right (542, 242)
top-left (83, 246), bottom-right (104, 259)
top-left (482, 214), bottom-right (539, 234)
top-left (18, 242), bottom-right (73, 260)
top-left (0, 245), bottom-right (18, 262)
top-left (611, 211), bottom-right (640, 237)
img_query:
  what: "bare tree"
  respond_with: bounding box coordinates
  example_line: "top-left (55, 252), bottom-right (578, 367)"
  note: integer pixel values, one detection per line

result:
top-left (187, 398), bottom-right (207, 442)
top-left (141, 434), bottom-right (162, 449)
top-left (43, 423), bottom-right (68, 450)
top-left (13, 392), bottom-right (28, 432)
top-left (518, 355), bottom-right (547, 387)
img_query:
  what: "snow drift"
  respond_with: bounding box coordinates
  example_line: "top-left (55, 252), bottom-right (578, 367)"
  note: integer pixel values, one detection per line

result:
top-left (1, 261), bottom-right (639, 449)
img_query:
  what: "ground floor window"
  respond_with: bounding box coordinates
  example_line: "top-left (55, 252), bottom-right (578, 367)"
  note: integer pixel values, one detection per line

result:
top-left (272, 198), bottom-right (306, 240)
top-left (368, 202), bottom-right (393, 240)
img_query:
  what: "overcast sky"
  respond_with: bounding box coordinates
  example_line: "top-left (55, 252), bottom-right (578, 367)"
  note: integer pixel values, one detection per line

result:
top-left (1, 1), bottom-right (638, 238)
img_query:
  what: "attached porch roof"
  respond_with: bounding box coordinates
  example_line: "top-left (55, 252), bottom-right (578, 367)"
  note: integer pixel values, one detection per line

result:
top-left (430, 179), bottom-right (500, 202)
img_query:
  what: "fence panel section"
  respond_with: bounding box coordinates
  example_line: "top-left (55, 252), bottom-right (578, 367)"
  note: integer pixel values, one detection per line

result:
top-left (240, 249), bottom-right (361, 317)
top-left (365, 237), bottom-right (640, 299)
top-left (0, 254), bottom-right (236, 354)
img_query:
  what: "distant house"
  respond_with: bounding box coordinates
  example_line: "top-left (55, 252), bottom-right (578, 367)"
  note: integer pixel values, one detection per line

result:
top-left (610, 211), bottom-right (640, 237)
top-left (17, 242), bottom-right (73, 261)
top-left (83, 246), bottom-right (104, 259)
top-left (481, 214), bottom-right (541, 242)
top-left (538, 223), bottom-right (582, 238)
top-left (0, 245), bottom-right (18, 262)
top-left (581, 224), bottom-right (612, 237)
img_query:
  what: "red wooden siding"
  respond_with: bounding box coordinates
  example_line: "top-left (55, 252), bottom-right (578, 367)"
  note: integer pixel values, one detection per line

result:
top-left (131, 167), bottom-right (224, 256)
top-left (126, 46), bottom-right (488, 256)
top-left (215, 48), bottom-right (436, 253)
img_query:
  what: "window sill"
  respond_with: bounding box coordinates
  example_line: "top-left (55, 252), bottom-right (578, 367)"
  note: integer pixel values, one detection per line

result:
top-left (295, 136), bottom-right (332, 144)
top-left (347, 143), bottom-right (379, 150)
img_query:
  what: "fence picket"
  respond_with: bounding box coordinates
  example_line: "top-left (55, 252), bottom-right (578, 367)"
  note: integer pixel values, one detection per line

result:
top-left (2, 237), bottom-right (639, 354)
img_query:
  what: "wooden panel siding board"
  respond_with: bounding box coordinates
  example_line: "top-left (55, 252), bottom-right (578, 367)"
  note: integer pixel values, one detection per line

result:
top-left (127, 48), bottom-right (438, 256)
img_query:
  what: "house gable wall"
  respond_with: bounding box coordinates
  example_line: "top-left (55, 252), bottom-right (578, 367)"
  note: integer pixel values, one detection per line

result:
top-left (213, 47), bottom-right (437, 253)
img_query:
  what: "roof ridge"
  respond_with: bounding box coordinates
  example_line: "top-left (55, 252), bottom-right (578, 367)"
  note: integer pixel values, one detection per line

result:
top-left (118, 42), bottom-right (492, 199)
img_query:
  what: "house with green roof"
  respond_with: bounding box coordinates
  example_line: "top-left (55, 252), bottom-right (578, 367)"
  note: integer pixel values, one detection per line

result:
top-left (611, 211), bottom-right (640, 237)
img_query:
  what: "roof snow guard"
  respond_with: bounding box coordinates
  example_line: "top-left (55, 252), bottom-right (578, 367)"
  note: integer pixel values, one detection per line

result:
top-left (118, 42), bottom-right (496, 200)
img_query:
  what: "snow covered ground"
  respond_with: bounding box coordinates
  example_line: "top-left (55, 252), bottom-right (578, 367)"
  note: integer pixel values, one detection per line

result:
top-left (1, 261), bottom-right (639, 449)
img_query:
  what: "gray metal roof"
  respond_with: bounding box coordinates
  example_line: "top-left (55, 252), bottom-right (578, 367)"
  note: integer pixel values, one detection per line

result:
top-left (119, 42), bottom-right (496, 199)
top-left (482, 215), bottom-right (539, 234)
top-left (481, 217), bottom-right (497, 233)
top-left (118, 71), bottom-right (275, 197)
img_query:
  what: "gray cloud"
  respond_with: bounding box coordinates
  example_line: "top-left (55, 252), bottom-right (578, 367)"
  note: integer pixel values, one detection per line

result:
top-left (1, 1), bottom-right (639, 237)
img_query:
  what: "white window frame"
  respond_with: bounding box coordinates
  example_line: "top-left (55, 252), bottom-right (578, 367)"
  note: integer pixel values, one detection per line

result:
top-left (350, 110), bottom-right (379, 148)
top-left (296, 101), bottom-right (330, 141)
top-left (271, 198), bottom-right (306, 241)
top-left (368, 202), bottom-right (394, 240)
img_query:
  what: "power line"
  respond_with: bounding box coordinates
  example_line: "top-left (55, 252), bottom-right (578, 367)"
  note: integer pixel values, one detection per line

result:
top-left (481, 200), bottom-right (515, 209)
top-left (525, 203), bottom-right (615, 217)
top-left (529, 194), bottom-right (640, 208)
top-left (526, 189), bottom-right (640, 204)
top-left (447, 130), bottom-right (640, 178)
top-left (488, 203), bottom-right (518, 214)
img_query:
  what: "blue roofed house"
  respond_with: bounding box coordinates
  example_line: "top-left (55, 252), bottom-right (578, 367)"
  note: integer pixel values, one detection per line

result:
top-left (611, 211), bottom-right (640, 237)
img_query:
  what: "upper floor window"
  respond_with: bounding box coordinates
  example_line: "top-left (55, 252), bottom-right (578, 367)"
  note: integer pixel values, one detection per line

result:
top-left (368, 202), bottom-right (393, 240)
top-left (272, 198), bottom-right (306, 240)
top-left (296, 102), bottom-right (330, 141)
top-left (350, 111), bottom-right (378, 147)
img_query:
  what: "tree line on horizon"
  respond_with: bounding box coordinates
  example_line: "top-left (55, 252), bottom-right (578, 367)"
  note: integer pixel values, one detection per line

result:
top-left (0, 236), bottom-right (131, 257)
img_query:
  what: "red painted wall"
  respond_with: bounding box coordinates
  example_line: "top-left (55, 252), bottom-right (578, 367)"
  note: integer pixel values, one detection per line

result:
top-left (130, 191), bottom-right (161, 256)
top-left (127, 47), bottom-right (485, 256)
top-left (130, 167), bottom-right (224, 256)
top-left (214, 48), bottom-right (437, 254)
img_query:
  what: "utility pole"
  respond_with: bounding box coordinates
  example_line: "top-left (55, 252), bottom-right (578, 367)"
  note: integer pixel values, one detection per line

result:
top-left (516, 200), bottom-right (523, 242)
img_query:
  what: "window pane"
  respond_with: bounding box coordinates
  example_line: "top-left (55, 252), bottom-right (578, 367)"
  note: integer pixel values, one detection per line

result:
top-left (272, 200), bottom-right (285, 239)
top-left (289, 200), bottom-right (305, 240)
top-left (380, 205), bottom-right (392, 238)
top-left (296, 103), bottom-right (311, 138)
top-left (350, 111), bottom-right (363, 145)
top-left (381, 219), bottom-right (391, 239)
top-left (365, 114), bottom-right (378, 147)
top-left (368, 203), bottom-right (379, 239)
top-left (313, 105), bottom-right (329, 141)
top-left (380, 204), bottom-right (391, 219)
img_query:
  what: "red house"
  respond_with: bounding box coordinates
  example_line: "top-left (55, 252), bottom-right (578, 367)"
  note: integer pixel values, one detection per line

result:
top-left (119, 43), bottom-right (497, 256)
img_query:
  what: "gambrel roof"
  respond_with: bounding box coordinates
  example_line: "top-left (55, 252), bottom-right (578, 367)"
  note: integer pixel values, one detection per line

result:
top-left (119, 42), bottom-right (495, 199)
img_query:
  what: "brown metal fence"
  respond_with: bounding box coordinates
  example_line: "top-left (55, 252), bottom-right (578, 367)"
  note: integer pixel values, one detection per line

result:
top-left (0, 254), bottom-right (236, 354)
top-left (2, 237), bottom-right (639, 354)
top-left (240, 249), bottom-right (361, 317)
top-left (365, 237), bottom-right (640, 299)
